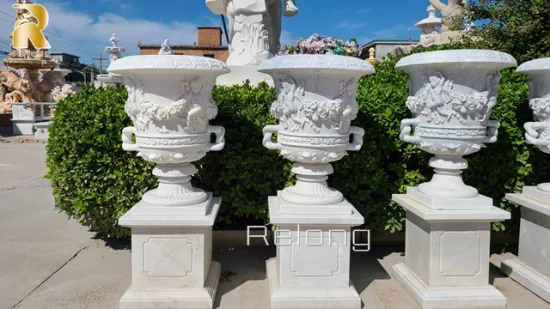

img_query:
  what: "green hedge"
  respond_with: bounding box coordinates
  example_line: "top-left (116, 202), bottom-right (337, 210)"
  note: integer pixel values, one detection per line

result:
top-left (46, 46), bottom-right (550, 238)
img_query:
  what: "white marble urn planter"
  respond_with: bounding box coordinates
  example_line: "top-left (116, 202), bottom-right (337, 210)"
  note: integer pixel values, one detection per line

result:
top-left (112, 55), bottom-right (228, 209)
top-left (260, 54), bottom-right (373, 309)
top-left (502, 58), bottom-right (550, 303)
top-left (108, 54), bottom-right (229, 309)
top-left (398, 49), bottom-right (517, 209)
top-left (260, 54), bottom-right (375, 214)
top-left (392, 50), bottom-right (515, 309)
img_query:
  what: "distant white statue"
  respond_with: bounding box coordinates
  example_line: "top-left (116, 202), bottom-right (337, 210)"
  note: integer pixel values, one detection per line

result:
top-left (159, 39), bottom-right (174, 55)
top-left (110, 33), bottom-right (119, 47)
top-left (206, 0), bottom-right (298, 66)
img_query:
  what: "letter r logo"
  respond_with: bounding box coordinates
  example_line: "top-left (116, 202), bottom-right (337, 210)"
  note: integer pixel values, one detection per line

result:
top-left (11, 3), bottom-right (51, 49)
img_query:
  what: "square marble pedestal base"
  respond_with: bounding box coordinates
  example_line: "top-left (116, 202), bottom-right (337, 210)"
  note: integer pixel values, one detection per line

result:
top-left (267, 258), bottom-right (361, 309)
top-left (393, 263), bottom-right (506, 309)
top-left (118, 195), bottom-right (221, 309)
top-left (119, 261), bottom-right (221, 309)
top-left (266, 195), bottom-right (364, 309)
top-left (502, 188), bottom-right (550, 303)
top-left (392, 194), bottom-right (510, 309)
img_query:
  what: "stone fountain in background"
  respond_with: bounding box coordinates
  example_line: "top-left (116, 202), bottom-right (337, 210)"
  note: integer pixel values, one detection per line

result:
top-left (0, 0), bottom-right (75, 134)
top-left (97, 33), bottom-right (125, 86)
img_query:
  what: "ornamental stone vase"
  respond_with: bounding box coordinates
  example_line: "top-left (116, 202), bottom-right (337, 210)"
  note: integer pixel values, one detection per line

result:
top-left (110, 55), bottom-right (228, 209)
top-left (109, 54), bottom-right (229, 309)
top-left (502, 58), bottom-right (550, 303)
top-left (392, 49), bottom-right (515, 309)
top-left (259, 54), bottom-right (373, 309)
top-left (398, 49), bottom-right (517, 209)
top-left (260, 54), bottom-right (374, 213)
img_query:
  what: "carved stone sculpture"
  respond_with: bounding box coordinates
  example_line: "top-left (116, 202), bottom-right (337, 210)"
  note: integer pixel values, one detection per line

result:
top-left (502, 57), bottom-right (550, 304)
top-left (110, 52), bottom-right (230, 309)
top-left (398, 50), bottom-right (516, 204)
top-left (158, 39), bottom-right (174, 55)
top-left (206, 0), bottom-right (298, 66)
top-left (429, 0), bottom-right (466, 32)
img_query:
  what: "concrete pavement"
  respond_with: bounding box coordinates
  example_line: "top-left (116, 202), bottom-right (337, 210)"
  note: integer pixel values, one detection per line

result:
top-left (1, 142), bottom-right (549, 309)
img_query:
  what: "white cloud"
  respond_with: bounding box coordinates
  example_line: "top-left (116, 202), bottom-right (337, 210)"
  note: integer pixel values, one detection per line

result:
top-left (0, 0), bottom-right (201, 65)
top-left (335, 20), bottom-right (367, 30)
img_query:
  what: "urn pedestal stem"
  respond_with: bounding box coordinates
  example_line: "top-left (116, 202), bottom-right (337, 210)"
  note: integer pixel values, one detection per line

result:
top-left (142, 163), bottom-right (208, 206)
top-left (109, 53), bottom-right (229, 309)
top-left (259, 54), bottom-right (375, 309)
top-left (280, 163), bottom-right (343, 205)
top-left (392, 49), bottom-right (516, 309)
top-left (501, 57), bottom-right (550, 303)
top-left (417, 155), bottom-right (478, 198)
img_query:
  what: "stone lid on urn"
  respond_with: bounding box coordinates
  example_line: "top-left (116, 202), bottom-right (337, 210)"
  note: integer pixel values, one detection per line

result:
top-left (396, 49), bottom-right (517, 70)
top-left (108, 55), bottom-right (230, 74)
top-left (517, 58), bottom-right (550, 73)
top-left (258, 54), bottom-right (375, 74)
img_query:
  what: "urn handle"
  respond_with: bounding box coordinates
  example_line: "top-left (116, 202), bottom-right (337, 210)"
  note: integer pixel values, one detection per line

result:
top-left (347, 126), bottom-right (365, 151)
top-left (399, 119), bottom-right (421, 144)
top-left (484, 120), bottom-right (501, 144)
top-left (262, 125), bottom-right (281, 150)
top-left (207, 126), bottom-right (225, 151)
top-left (121, 127), bottom-right (139, 152)
top-left (524, 121), bottom-right (550, 146)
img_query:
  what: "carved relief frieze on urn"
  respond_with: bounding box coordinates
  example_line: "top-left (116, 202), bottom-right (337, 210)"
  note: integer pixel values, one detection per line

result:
top-left (398, 50), bottom-right (517, 201)
top-left (109, 53), bottom-right (229, 207)
top-left (259, 55), bottom-right (375, 207)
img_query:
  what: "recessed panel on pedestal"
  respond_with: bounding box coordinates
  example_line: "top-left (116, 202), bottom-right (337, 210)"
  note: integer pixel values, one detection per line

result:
top-left (132, 227), bottom-right (212, 290)
top-left (278, 226), bottom-right (349, 288)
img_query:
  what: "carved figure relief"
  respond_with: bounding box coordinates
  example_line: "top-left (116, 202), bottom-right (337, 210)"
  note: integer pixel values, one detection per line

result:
top-left (406, 71), bottom-right (499, 126)
top-left (271, 76), bottom-right (358, 134)
top-left (124, 76), bottom-right (217, 135)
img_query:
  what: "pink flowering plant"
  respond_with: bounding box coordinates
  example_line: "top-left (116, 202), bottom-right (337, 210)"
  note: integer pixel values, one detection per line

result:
top-left (279, 33), bottom-right (360, 56)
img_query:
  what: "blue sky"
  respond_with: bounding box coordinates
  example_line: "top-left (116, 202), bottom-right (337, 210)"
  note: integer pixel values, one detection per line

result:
top-left (0, 0), bottom-right (431, 67)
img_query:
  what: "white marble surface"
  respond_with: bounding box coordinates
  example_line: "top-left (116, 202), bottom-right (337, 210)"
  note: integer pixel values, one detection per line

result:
top-left (109, 54), bottom-right (228, 207)
top-left (260, 54), bottom-right (373, 206)
top-left (267, 258), bottom-right (361, 309)
top-left (392, 193), bottom-right (509, 308)
top-left (393, 263), bottom-right (506, 309)
top-left (120, 261), bottom-right (220, 309)
top-left (392, 194), bottom-right (510, 222)
top-left (266, 195), bottom-right (364, 308)
top-left (407, 186), bottom-right (493, 210)
top-left (502, 190), bottom-right (550, 302)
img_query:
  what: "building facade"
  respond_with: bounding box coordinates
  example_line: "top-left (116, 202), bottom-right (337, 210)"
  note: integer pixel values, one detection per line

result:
top-left (49, 53), bottom-right (98, 82)
top-left (139, 27), bottom-right (229, 62)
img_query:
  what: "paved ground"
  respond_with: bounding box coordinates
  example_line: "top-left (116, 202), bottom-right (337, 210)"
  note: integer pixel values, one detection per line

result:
top-left (1, 141), bottom-right (550, 309)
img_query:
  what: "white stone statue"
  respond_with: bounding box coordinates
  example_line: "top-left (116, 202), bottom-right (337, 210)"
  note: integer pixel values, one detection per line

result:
top-left (158, 39), bottom-right (174, 55)
top-left (110, 33), bottom-right (119, 47)
top-left (429, 0), bottom-right (467, 32)
top-left (206, 0), bottom-right (298, 66)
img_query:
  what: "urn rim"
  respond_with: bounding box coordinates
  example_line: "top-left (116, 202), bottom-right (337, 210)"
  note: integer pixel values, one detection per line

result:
top-left (517, 57), bottom-right (550, 74)
top-left (107, 55), bottom-right (230, 75)
top-left (258, 54), bottom-right (375, 75)
top-left (395, 49), bottom-right (517, 70)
